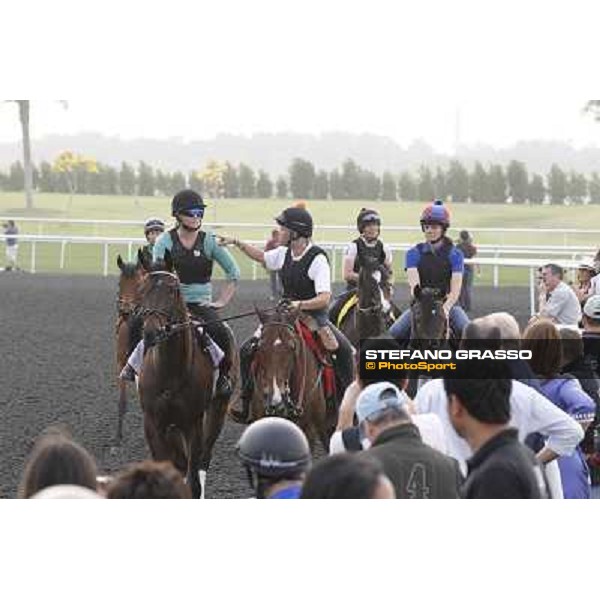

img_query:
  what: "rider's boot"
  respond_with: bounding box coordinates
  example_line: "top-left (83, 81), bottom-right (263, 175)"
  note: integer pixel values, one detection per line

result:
top-left (229, 337), bottom-right (258, 424)
top-left (318, 325), bottom-right (339, 352)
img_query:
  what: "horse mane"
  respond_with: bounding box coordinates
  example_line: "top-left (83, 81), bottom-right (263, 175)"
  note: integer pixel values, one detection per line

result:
top-left (120, 262), bottom-right (140, 278)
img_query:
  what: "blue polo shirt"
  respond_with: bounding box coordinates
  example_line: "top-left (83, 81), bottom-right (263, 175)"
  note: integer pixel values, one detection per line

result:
top-left (405, 241), bottom-right (464, 273)
top-left (268, 483), bottom-right (303, 499)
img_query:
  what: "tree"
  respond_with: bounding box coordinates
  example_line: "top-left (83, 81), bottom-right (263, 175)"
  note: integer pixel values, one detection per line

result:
top-left (469, 162), bottom-right (489, 203)
top-left (198, 160), bottom-right (226, 198)
top-left (154, 169), bottom-right (169, 196)
top-left (567, 171), bottom-right (587, 204)
top-left (256, 170), bottom-right (273, 198)
top-left (119, 162), bottom-right (136, 195)
top-left (506, 160), bottom-right (528, 203)
top-left (434, 167), bottom-right (447, 200)
top-left (329, 169), bottom-right (344, 200)
top-left (38, 161), bottom-right (55, 193)
top-left (381, 171), bottom-right (397, 201)
top-left (398, 171), bottom-right (417, 202)
top-left (188, 170), bottom-right (204, 195)
top-left (417, 166), bottom-right (435, 202)
top-left (7, 161), bottom-right (25, 191)
top-left (223, 162), bottom-right (239, 198)
top-left (138, 161), bottom-right (156, 197)
top-left (276, 176), bottom-right (288, 199)
top-left (446, 160), bottom-right (469, 203)
top-left (341, 159), bottom-right (361, 199)
top-left (52, 151), bottom-right (98, 200)
top-left (313, 170), bottom-right (329, 200)
top-left (102, 165), bottom-right (119, 195)
top-left (170, 171), bottom-right (187, 195)
top-left (528, 174), bottom-right (546, 204)
top-left (239, 163), bottom-right (256, 198)
top-left (488, 164), bottom-right (507, 204)
top-left (547, 164), bottom-right (567, 204)
top-left (589, 173), bottom-right (600, 204)
top-left (289, 158), bottom-right (315, 199)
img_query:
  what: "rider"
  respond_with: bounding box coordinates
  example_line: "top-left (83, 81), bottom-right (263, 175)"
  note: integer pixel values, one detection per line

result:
top-left (329, 207), bottom-right (393, 325)
top-left (389, 199), bottom-right (469, 341)
top-left (221, 205), bottom-right (355, 424)
top-left (236, 417), bottom-right (311, 499)
top-left (140, 217), bottom-right (165, 265)
top-left (120, 189), bottom-right (240, 399)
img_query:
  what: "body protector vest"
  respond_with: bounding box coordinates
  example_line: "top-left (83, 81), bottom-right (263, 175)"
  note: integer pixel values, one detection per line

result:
top-left (415, 237), bottom-right (454, 296)
top-left (352, 237), bottom-right (386, 273)
top-left (168, 229), bottom-right (213, 284)
top-left (280, 245), bottom-right (328, 301)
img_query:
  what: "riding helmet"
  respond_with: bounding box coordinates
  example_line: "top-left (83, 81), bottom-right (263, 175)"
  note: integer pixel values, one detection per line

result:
top-left (420, 199), bottom-right (450, 229)
top-left (144, 217), bottom-right (166, 234)
top-left (171, 189), bottom-right (207, 216)
top-left (357, 208), bottom-right (381, 232)
top-left (275, 206), bottom-right (313, 238)
top-left (236, 417), bottom-right (311, 479)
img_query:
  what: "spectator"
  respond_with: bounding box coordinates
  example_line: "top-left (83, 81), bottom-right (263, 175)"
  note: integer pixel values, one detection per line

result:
top-left (530, 263), bottom-right (581, 326)
top-left (106, 461), bottom-right (190, 499)
top-left (522, 320), bottom-right (595, 498)
top-left (301, 453), bottom-right (395, 499)
top-left (19, 428), bottom-right (98, 498)
top-left (356, 381), bottom-right (462, 499)
top-left (444, 359), bottom-right (550, 499)
top-left (456, 230), bottom-right (477, 312)
top-left (264, 229), bottom-right (281, 300)
top-left (236, 417), bottom-right (311, 499)
top-left (2, 220), bottom-right (19, 271)
top-left (571, 257), bottom-right (597, 307)
top-left (582, 296), bottom-right (600, 378)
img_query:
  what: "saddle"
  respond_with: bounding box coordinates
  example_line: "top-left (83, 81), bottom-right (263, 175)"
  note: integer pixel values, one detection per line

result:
top-left (299, 313), bottom-right (339, 351)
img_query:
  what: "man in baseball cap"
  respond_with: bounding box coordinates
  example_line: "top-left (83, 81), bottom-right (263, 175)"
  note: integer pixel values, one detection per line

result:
top-left (356, 382), bottom-right (461, 499)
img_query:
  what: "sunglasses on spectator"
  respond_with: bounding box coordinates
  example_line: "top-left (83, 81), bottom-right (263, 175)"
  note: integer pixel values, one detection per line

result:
top-left (180, 208), bottom-right (205, 218)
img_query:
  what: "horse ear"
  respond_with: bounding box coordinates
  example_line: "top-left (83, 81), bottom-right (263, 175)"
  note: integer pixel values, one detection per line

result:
top-left (413, 285), bottom-right (421, 299)
top-left (164, 249), bottom-right (174, 273)
top-left (117, 254), bottom-right (124, 271)
top-left (138, 248), bottom-right (150, 272)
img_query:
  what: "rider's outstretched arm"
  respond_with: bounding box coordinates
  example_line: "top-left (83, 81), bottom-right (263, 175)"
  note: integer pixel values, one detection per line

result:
top-left (220, 236), bottom-right (266, 266)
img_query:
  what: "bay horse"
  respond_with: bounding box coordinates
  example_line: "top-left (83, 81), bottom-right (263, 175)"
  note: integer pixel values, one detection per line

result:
top-left (248, 305), bottom-right (335, 452)
top-left (115, 253), bottom-right (146, 444)
top-left (136, 253), bottom-right (231, 499)
top-left (335, 255), bottom-right (399, 348)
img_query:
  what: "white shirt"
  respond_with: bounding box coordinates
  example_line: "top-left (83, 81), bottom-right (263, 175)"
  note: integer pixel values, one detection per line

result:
top-left (414, 378), bottom-right (584, 471)
top-left (264, 244), bottom-right (331, 294)
top-left (590, 274), bottom-right (600, 296)
top-left (540, 281), bottom-right (582, 325)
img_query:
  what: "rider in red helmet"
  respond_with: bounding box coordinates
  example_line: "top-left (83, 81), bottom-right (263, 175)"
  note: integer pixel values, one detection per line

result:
top-left (389, 199), bottom-right (469, 341)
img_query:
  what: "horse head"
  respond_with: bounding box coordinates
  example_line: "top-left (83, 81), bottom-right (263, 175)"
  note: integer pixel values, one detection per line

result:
top-left (410, 286), bottom-right (447, 347)
top-left (116, 254), bottom-right (145, 315)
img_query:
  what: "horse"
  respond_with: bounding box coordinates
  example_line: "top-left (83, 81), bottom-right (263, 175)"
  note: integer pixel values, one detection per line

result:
top-left (115, 253), bottom-right (146, 444)
top-left (136, 252), bottom-right (231, 499)
top-left (248, 304), bottom-right (336, 452)
top-left (334, 255), bottom-right (399, 348)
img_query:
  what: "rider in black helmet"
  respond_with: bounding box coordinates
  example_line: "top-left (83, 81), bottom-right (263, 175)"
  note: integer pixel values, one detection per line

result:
top-left (140, 217), bottom-right (166, 265)
top-left (220, 205), bottom-right (355, 424)
top-left (236, 417), bottom-right (311, 499)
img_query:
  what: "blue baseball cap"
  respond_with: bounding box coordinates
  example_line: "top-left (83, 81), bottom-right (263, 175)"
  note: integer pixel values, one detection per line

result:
top-left (355, 382), bottom-right (408, 423)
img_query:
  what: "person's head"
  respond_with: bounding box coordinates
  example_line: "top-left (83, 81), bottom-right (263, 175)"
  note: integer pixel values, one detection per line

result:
top-left (300, 454), bottom-right (395, 499)
top-left (106, 460), bottom-right (190, 499)
top-left (31, 484), bottom-right (102, 499)
top-left (583, 295), bottom-right (600, 331)
top-left (171, 189), bottom-right (206, 233)
top-left (541, 263), bottom-right (564, 292)
top-left (522, 320), bottom-right (562, 377)
top-left (559, 328), bottom-right (584, 369)
top-left (19, 428), bottom-right (98, 499)
top-left (144, 217), bottom-right (165, 245)
top-left (358, 337), bottom-right (408, 390)
top-left (355, 382), bottom-right (411, 443)
top-left (274, 206), bottom-right (313, 245)
top-left (576, 257), bottom-right (597, 284)
top-left (270, 228), bottom-right (279, 241)
top-left (356, 208), bottom-right (381, 242)
top-left (459, 230), bottom-right (471, 243)
top-left (443, 359), bottom-right (512, 442)
top-left (468, 312), bottom-right (521, 350)
top-left (420, 199), bottom-right (450, 243)
top-left (236, 417), bottom-right (311, 498)
top-left (7, 219), bottom-right (15, 228)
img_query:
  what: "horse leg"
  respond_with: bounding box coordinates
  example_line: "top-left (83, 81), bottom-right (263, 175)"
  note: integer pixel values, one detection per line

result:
top-left (143, 413), bottom-right (171, 461)
top-left (116, 380), bottom-right (127, 445)
top-left (187, 419), bottom-right (204, 499)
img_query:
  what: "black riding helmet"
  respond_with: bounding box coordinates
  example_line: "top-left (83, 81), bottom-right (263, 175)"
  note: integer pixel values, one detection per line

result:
top-left (357, 208), bottom-right (381, 233)
top-left (171, 189), bottom-right (207, 217)
top-left (275, 207), bottom-right (313, 238)
top-left (144, 217), bottom-right (165, 234)
top-left (236, 417), bottom-right (311, 481)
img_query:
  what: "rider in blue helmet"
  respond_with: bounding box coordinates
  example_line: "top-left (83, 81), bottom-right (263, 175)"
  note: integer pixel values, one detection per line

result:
top-left (388, 199), bottom-right (469, 341)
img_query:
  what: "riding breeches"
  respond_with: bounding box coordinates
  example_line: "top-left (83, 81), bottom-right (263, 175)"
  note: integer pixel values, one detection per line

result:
top-left (187, 303), bottom-right (233, 371)
top-left (388, 304), bottom-right (470, 341)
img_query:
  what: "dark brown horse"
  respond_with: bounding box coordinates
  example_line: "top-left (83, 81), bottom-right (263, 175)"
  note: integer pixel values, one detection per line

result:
top-left (136, 255), bottom-right (230, 498)
top-left (115, 254), bottom-right (146, 444)
top-left (248, 305), bottom-right (335, 452)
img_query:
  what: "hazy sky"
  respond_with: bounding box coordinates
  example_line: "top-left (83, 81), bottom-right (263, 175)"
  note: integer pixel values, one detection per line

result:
top-left (3, 1), bottom-right (598, 153)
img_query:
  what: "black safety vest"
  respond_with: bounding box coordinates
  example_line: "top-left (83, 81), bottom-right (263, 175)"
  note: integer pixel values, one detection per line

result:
top-left (415, 237), bottom-right (454, 296)
top-left (280, 245), bottom-right (328, 301)
top-left (168, 229), bottom-right (213, 285)
top-left (352, 237), bottom-right (386, 273)
top-left (140, 243), bottom-right (153, 266)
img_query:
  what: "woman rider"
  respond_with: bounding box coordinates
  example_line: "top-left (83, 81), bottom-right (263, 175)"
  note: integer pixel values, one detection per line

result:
top-left (329, 207), bottom-right (393, 325)
top-left (388, 199), bottom-right (469, 341)
top-left (219, 205), bottom-right (355, 424)
top-left (120, 189), bottom-right (240, 399)
top-left (140, 217), bottom-right (165, 265)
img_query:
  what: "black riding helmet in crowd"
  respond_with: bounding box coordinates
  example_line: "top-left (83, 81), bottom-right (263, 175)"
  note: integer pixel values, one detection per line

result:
top-left (275, 206), bottom-right (313, 239)
top-left (144, 217), bottom-right (165, 235)
top-left (357, 208), bottom-right (381, 233)
top-left (236, 417), bottom-right (311, 496)
top-left (171, 189), bottom-right (207, 217)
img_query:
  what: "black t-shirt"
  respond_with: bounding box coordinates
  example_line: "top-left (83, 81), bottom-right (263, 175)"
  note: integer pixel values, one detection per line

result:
top-left (463, 429), bottom-right (549, 499)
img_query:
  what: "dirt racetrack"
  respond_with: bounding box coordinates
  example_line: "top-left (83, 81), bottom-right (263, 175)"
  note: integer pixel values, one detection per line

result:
top-left (0, 272), bottom-right (532, 498)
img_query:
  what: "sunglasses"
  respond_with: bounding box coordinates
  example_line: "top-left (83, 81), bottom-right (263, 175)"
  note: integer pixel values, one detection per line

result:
top-left (180, 208), bottom-right (205, 218)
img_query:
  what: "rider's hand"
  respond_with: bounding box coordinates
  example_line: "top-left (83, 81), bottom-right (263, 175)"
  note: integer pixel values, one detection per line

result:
top-left (217, 235), bottom-right (237, 247)
top-left (289, 300), bottom-right (302, 310)
top-left (209, 299), bottom-right (226, 309)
